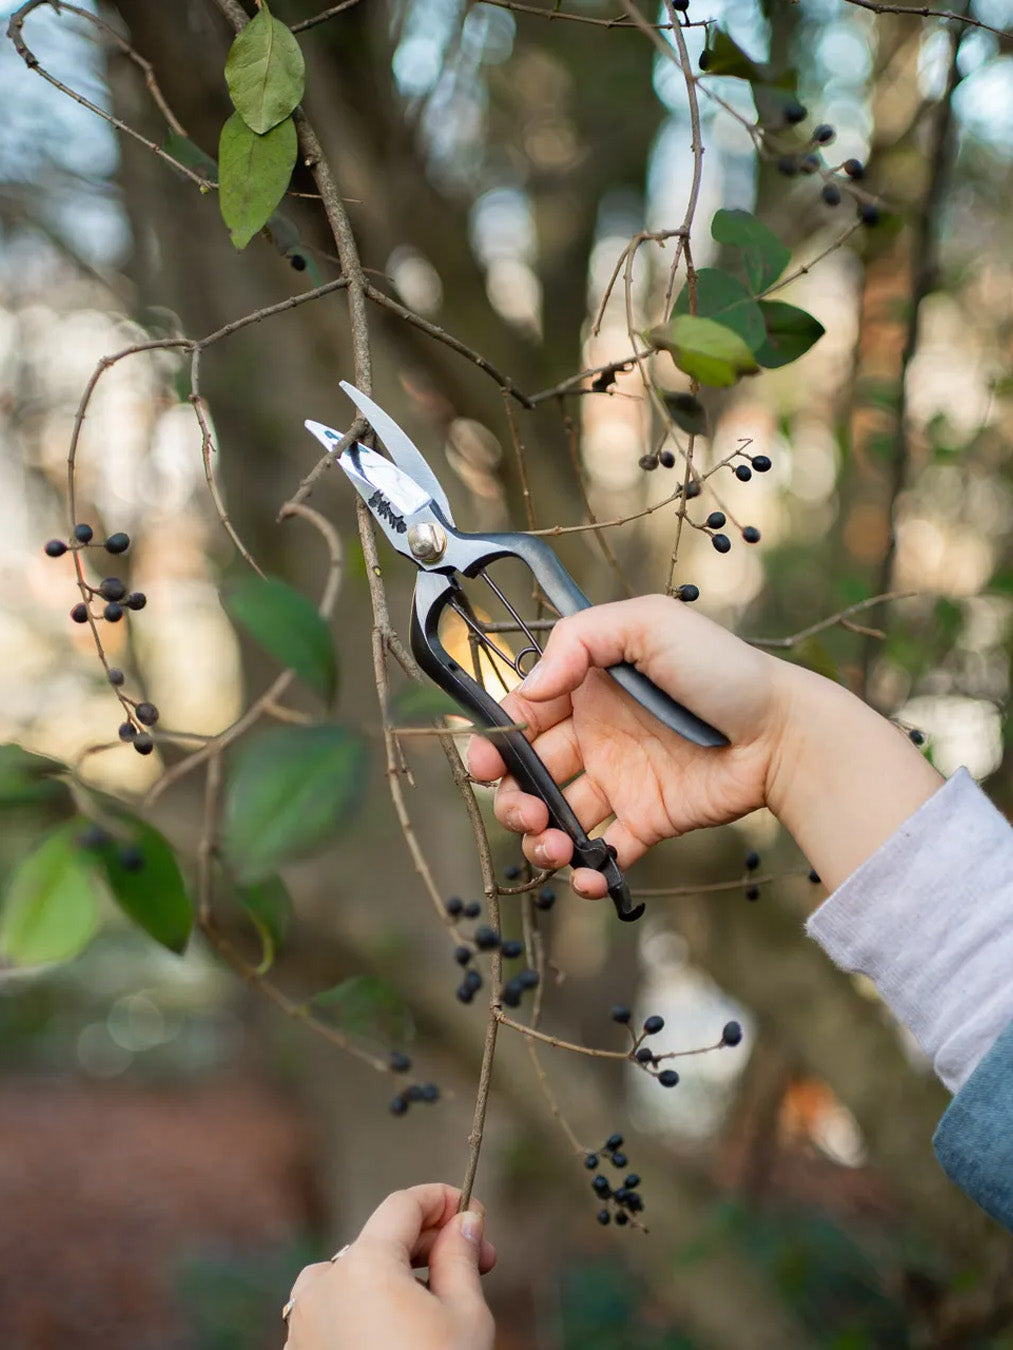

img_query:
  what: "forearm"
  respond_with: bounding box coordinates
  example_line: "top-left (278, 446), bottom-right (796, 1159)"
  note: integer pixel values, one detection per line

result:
top-left (766, 662), bottom-right (944, 894)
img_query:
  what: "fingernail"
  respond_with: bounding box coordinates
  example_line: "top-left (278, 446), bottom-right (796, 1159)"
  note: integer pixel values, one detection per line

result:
top-left (461, 1211), bottom-right (484, 1246)
top-left (533, 843), bottom-right (550, 867)
top-left (519, 661), bottom-right (545, 695)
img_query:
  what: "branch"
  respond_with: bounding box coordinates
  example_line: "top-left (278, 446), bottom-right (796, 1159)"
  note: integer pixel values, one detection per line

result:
top-left (842, 0), bottom-right (1009, 39)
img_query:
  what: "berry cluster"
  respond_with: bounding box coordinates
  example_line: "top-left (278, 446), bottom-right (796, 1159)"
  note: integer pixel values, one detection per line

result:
top-left (613, 1009), bottom-right (683, 1087)
top-left (388, 1081), bottom-right (440, 1116)
top-left (445, 896), bottom-right (542, 1008)
top-left (771, 115), bottom-right (880, 223)
top-left (585, 1133), bottom-right (645, 1227)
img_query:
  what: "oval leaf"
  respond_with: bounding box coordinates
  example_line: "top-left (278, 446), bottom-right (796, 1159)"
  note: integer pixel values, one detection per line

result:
top-left (222, 725), bottom-right (366, 883)
top-left (0, 743), bottom-right (71, 809)
top-left (673, 269), bottom-right (766, 351)
top-left (310, 974), bottom-right (414, 1045)
top-left (218, 112), bottom-right (297, 251)
top-left (754, 300), bottom-right (826, 369)
top-left (225, 4), bottom-right (305, 135)
top-left (645, 314), bottom-right (759, 389)
top-left (236, 875), bottom-right (292, 974)
top-left (92, 817), bottom-right (193, 954)
top-left (223, 573), bottom-right (336, 703)
top-left (0, 821), bottom-right (101, 965)
top-left (701, 29), bottom-right (763, 82)
top-left (711, 210), bottom-right (790, 294)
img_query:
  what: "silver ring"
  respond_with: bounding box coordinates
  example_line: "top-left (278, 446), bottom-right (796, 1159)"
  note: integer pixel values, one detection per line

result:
top-left (330, 1243), bottom-right (350, 1262)
top-left (281, 1296), bottom-right (296, 1323)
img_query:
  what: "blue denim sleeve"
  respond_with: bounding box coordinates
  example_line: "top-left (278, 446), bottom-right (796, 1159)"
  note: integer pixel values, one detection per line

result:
top-left (933, 1017), bottom-right (1013, 1232)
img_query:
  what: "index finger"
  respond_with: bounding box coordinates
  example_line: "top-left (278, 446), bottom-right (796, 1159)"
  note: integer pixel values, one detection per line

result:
top-left (466, 688), bottom-right (573, 783)
top-left (357, 1185), bottom-right (482, 1263)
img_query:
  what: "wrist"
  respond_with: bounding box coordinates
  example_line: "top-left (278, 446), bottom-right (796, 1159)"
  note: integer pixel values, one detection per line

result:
top-left (764, 659), bottom-right (944, 893)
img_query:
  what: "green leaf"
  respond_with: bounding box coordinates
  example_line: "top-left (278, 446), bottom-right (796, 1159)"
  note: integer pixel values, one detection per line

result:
top-left (164, 131), bottom-right (218, 182)
top-left (644, 315), bottom-right (759, 388)
top-left (225, 3), bottom-right (305, 135)
top-left (218, 112), bottom-right (297, 251)
top-left (389, 685), bottom-right (461, 725)
top-left (672, 268), bottom-right (766, 351)
top-left (661, 390), bottom-right (707, 437)
top-left (0, 744), bottom-right (70, 809)
top-left (753, 301), bottom-right (825, 369)
top-left (310, 974), bottom-right (413, 1045)
top-left (701, 29), bottom-right (763, 82)
top-left (0, 821), bottom-right (101, 964)
top-left (711, 210), bottom-right (790, 294)
top-left (222, 573), bottom-right (336, 703)
top-left (92, 817), bottom-right (193, 953)
top-left (222, 725), bottom-right (366, 883)
top-left (236, 875), bottom-right (292, 974)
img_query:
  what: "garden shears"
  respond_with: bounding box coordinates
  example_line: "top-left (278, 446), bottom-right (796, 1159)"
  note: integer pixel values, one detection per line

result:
top-left (306, 384), bottom-right (728, 923)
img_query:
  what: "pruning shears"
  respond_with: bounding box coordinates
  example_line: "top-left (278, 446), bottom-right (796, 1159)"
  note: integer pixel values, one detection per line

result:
top-left (306, 383), bottom-right (728, 923)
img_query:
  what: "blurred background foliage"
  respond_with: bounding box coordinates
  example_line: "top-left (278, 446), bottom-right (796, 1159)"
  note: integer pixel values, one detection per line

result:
top-left (0, 0), bottom-right (1012, 1345)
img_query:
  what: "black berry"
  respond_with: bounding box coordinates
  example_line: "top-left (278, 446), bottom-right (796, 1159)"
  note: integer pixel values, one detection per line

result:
top-left (133, 733), bottom-right (154, 755)
top-left (74, 523), bottom-right (94, 544)
top-left (677, 584), bottom-right (700, 603)
top-left (70, 603), bottom-right (89, 624)
top-left (407, 1085), bottom-right (425, 1102)
top-left (813, 123), bottom-right (835, 144)
top-left (659, 449), bottom-right (676, 469)
top-left (501, 939), bottom-right (524, 959)
top-left (463, 900), bottom-right (481, 919)
top-left (698, 48), bottom-right (711, 70)
top-left (104, 532), bottom-right (130, 555)
top-left (420, 1083), bottom-right (440, 1103)
top-left (518, 968), bottom-right (540, 990)
top-left (290, 253), bottom-right (307, 271)
top-left (45, 539), bottom-right (67, 558)
top-left (135, 702), bottom-right (159, 726)
top-left (389, 1095), bottom-right (408, 1116)
top-left (118, 845), bottom-right (144, 872)
top-left (671, 0), bottom-right (688, 10)
top-left (800, 153), bottom-right (821, 175)
top-left (446, 896), bottom-right (464, 917)
top-left (706, 511), bottom-right (726, 529)
top-left (746, 885), bottom-right (760, 902)
top-left (777, 155), bottom-right (798, 177)
top-left (735, 464), bottom-right (752, 482)
top-left (711, 533), bottom-right (731, 554)
top-left (504, 865), bottom-right (522, 880)
top-left (626, 1192), bottom-right (644, 1213)
top-left (639, 455), bottom-right (658, 471)
top-left (808, 869), bottom-right (821, 884)
top-left (389, 1051), bottom-right (412, 1073)
top-left (722, 1020), bottom-right (743, 1047)
top-left (454, 945), bottom-right (472, 966)
top-left (118, 722), bottom-right (137, 741)
top-left (104, 603), bottom-right (124, 623)
top-left (742, 526), bottom-right (761, 544)
top-left (585, 1153), bottom-right (599, 1170)
top-left (597, 1209), bottom-right (611, 1225)
top-left (592, 1175), bottom-right (611, 1196)
top-left (502, 979), bottom-right (523, 1008)
top-left (456, 985), bottom-right (474, 1004)
top-left (784, 99), bottom-right (807, 125)
top-left (859, 202), bottom-right (880, 226)
top-left (745, 850), bottom-right (760, 870)
top-left (684, 480), bottom-right (701, 499)
top-left (475, 924), bottom-right (500, 951)
top-left (107, 668), bottom-right (125, 686)
top-left (752, 455), bottom-right (772, 472)
top-left (615, 1211), bottom-right (629, 1226)
top-left (908, 728), bottom-right (925, 746)
top-left (610, 1150), bottom-right (628, 1169)
top-left (821, 183), bottom-right (842, 207)
top-left (99, 577), bottom-right (126, 602)
top-left (125, 592), bottom-right (147, 611)
top-left (635, 1047), bottom-right (655, 1065)
top-left (843, 158), bottom-right (865, 179)
top-left (624, 1173), bottom-right (641, 1188)
top-left (464, 969), bottom-right (483, 993)
top-left (611, 1005), bottom-right (631, 1024)
top-left (534, 887), bottom-right (556, 911)
top-left (605, 1134), bottom-right (624, 1151)
top-left (77, 824), bottom-right (110, 849)
top-left (643, 1015), bottom-right (664, 1035)
top-left (658, 1069), bottom-right (680, 1087)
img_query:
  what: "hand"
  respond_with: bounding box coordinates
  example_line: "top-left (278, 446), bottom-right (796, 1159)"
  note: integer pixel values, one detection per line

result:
top-left (466, 595), bottom-right (942, 896)
top-left (467, 595), bottom-right (784, 898)
top-left (283, 1184), bottom-right (496, 1350)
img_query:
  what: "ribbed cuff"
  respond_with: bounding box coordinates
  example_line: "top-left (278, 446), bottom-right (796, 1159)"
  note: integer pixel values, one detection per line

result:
top-left (805, 767), bottom-right (1013, 1092)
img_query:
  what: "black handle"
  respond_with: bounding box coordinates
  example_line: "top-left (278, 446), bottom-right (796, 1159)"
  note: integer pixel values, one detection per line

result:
top-left (411, 571), bottom-right (644, 922)
top-left (461, 532), bottom-right (728, 749)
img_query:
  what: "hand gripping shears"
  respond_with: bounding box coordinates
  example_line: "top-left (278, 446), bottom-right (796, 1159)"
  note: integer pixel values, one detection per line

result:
top-left (306, 383), bottom-right (728, 923)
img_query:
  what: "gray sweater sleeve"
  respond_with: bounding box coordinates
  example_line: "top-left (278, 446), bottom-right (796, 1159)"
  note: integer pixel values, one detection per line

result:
top-left (804, 767), bottom-right (1013, 1093)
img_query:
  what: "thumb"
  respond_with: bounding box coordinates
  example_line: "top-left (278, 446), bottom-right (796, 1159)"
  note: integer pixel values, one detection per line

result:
top-left (427, 1209), bottom-right (487, 1310)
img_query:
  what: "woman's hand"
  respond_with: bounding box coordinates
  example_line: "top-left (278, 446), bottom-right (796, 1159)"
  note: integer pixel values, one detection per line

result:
top-left (283, 1184), bottom-right (496, 1350)
top-left (467, 595), bottom-right (786, 897)
top-left (466, 594), bottom-right (942, 897)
